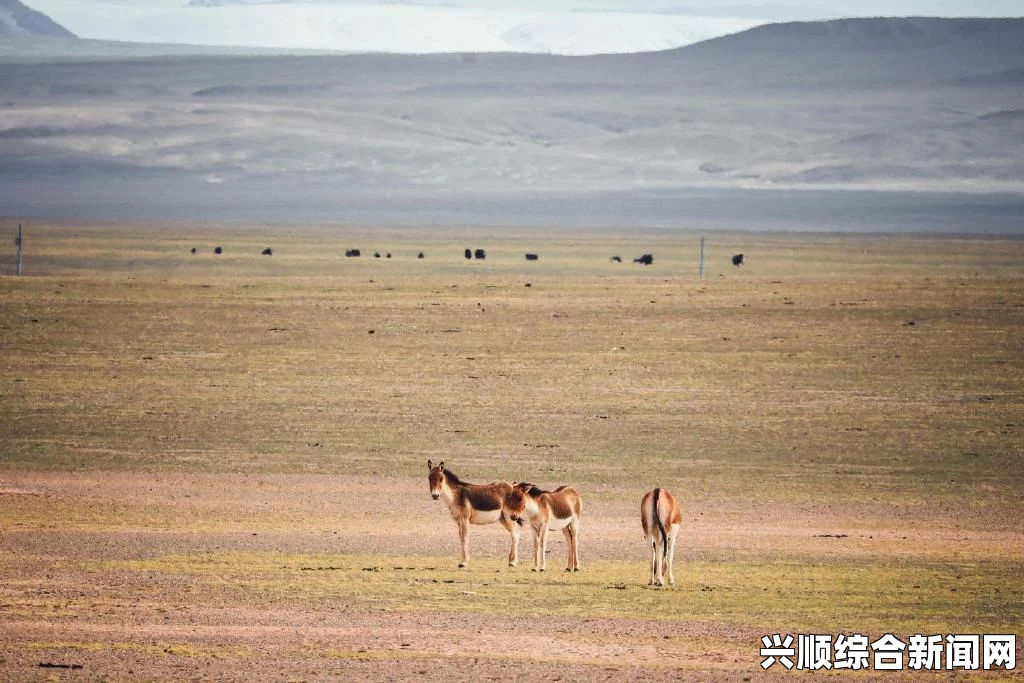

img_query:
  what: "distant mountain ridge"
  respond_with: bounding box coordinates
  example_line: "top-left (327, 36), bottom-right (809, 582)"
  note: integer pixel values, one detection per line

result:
top-left (0, 0), bottom-right (74, 38)
top-left (690, 16), bottom-right (1024, 53)
top-left (1, 16), bottom-right (1022, 226)
top-left (657, 16), bottom-right (1024, 86)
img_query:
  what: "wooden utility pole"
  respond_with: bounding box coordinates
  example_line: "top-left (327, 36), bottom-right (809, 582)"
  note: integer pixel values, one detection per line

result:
top-left (16, 223), bottom-right (23, 276)
top-left (698, 236), bottom-right (705, 279)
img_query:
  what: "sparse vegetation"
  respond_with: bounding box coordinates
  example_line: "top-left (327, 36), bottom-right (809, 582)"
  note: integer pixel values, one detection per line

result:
top-left (0, 223), bottom-right (1021, 679)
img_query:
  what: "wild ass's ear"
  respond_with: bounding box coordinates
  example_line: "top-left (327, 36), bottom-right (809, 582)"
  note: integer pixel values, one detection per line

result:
top-left (427, 459), bottom-right (434, 471)
top-left (437, 461), bottom-right (444, 471)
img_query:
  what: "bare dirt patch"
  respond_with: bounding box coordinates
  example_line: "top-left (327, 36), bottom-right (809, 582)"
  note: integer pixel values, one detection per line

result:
top-left (1, 470), bottom-right (1021, 680)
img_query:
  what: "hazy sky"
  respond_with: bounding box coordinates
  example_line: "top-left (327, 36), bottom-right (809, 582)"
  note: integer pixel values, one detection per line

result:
top-left (32, 0), bottom-right (1024, 19)
top-left (434, 1), bottom-right (1023, 18)
top-left (24, 0), bottom-right (1023, 54)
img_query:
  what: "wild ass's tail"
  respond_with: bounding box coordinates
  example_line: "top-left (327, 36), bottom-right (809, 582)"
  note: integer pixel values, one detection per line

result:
top-left (652, 488), bottom-right (669, 563)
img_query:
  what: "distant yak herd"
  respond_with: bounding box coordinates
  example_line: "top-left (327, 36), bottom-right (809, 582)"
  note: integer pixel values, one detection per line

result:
top-left (190, 246), bottom-right (747, 267)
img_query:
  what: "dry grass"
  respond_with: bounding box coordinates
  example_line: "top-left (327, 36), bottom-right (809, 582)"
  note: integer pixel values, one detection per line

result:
top-left (0, 222), bottom-right (1022, 679)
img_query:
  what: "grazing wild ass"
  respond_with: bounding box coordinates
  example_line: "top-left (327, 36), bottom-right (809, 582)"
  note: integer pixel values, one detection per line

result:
top-left (427, 460), bottom-right (521, 568)
top-left (640, 488), bottom-right (682, 587)
top-left (508, 483), bottom-right (582, 572)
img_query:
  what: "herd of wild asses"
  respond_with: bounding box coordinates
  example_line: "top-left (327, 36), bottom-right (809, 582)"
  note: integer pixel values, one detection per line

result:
top-left (190, 246), bottom-right (748, 268)
top-left (427, 461), bottom-right (684, 588)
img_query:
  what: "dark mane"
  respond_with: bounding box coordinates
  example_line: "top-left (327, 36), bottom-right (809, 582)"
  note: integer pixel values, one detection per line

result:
top-left (528, 486), bottom-right (544, 498)
top-left (442, 468), bottom-right (468, 486)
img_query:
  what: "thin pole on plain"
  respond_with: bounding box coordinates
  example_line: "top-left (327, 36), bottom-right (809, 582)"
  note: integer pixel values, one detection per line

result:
top-left (16, 223), bottom-right (23, 276)
top-left (698, 236), bottom-right (705, 279)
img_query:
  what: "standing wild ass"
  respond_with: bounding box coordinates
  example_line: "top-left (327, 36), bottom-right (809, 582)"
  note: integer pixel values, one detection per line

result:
top-left (427, 460), bottom-right (521, 568)
top-left (640, 488), bottom-right (683, 587)
top-left (508, 483), bottom-right (582, 572)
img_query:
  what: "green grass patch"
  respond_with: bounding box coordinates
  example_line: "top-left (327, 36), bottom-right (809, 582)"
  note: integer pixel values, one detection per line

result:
top-left (94, 551), bottom-right (1024, 636)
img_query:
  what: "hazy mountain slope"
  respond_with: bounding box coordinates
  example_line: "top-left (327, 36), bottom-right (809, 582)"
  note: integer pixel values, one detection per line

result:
top-left (0, 17), bottom-right (1022, 229)
top-left (0, 0), bottom-right (74, 38)
top-left (628, 17), bottom-right (1024, 87)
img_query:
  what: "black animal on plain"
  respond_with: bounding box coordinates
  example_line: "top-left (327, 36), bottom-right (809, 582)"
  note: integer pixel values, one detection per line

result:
top-left (634, 254), bottom-right (653, 265)
top-left (525, 253), bottom-right (539, 261)
top-left (732, 253), bottom-right (744, 267)
top-left (262, 248), bottom-right (273, 256)
top-left (475, 249), bottom-right (487, 260)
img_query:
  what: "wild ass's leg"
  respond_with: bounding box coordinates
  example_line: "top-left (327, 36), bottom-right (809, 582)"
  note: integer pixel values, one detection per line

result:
top-left (666, 524), bottom-right (680, 587)
top-left (499, 515), bottom-right (520, 567)
top-left (563, 520), bottom-right (580, 572)
top-left (457, 516), bottom-right (470, 568)
top-left (647, 537), bottom-right (657, 586)
top-left (657, 538), bottom-right (668, 587)
top-left (534, 523), bottom-right (549, 572)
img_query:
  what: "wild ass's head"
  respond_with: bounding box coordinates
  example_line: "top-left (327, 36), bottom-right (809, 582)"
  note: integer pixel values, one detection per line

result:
top-left (427, 459), bottom-right (446, 500)
top-left (507, 482), bottom-right (537, 524)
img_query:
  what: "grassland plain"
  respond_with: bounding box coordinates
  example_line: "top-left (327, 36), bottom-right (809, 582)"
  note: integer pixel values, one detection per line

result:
top-left (0, 222), bottom-right (1022, 680)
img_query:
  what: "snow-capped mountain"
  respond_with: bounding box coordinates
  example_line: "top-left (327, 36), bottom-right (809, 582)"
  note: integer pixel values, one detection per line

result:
top-left (22, 0), bottom-right (763, 54)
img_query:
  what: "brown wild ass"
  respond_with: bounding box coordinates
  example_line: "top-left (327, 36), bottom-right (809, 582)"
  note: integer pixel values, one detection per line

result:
top-left (427, 460), bottom-right (521, 568)
top-left (640, 488), bottom-right (682, 587)
top-left (508, 483), bottom-right (582, 572)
